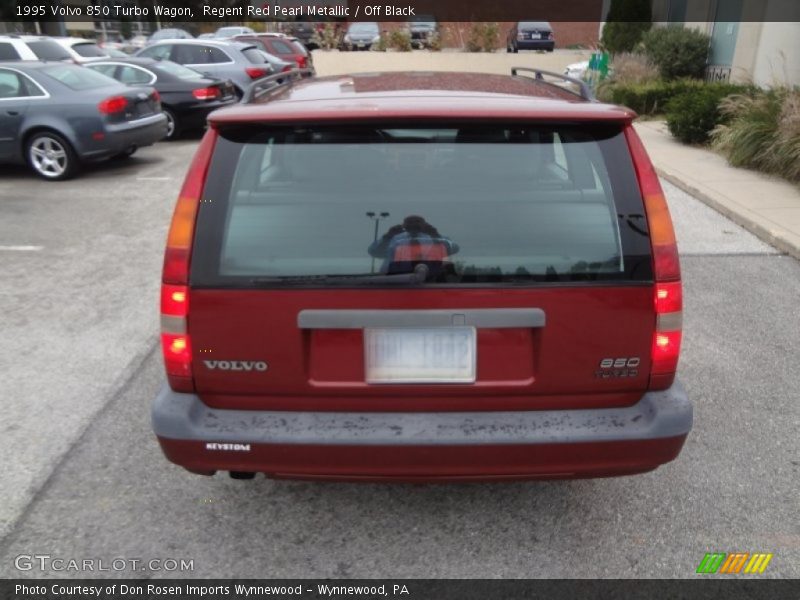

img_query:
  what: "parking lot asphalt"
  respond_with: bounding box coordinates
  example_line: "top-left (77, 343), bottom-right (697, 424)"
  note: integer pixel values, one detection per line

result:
top-left (0, 141), bottom-right (198, 540)
top-left (0, 135), bottom-right (797, 578)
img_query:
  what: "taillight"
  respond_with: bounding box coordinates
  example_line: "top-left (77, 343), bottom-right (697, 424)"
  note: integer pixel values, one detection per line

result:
top-left (281, 65), bottom-right (292, 73)
top-left (625, 125), bottom-right (683, 390)
top-left (97, 96), bottom-right (128, 115)
top-left (160, 130), bottom-right (217, 392)
top-left (245, 67), bottom-right (268, 79)
top-left (161, 284), bottom-right (191, 382)
top-left (192, 86), bottom-right (221, 100)
top-left (295, 55), bottom-right (307, 68)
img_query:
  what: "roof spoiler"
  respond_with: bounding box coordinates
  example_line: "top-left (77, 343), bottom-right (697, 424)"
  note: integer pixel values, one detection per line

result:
top-left (511, 67), bottom-right (595, 102)
top-left (242, 69), bottom-right (315, 103)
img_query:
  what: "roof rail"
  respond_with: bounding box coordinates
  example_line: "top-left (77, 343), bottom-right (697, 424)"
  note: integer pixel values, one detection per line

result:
top-left (511, 67), bottom-right (595, 102)
top-left (242, 69), bottom-right (314, 103)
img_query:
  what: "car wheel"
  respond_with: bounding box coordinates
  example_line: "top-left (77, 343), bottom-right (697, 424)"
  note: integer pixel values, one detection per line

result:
top-left (163, 108), bottom-right (179, 140)
top-left (513, 44), bottom-right (519, 53)
top-left (26, 132), bottom-right (79, 181)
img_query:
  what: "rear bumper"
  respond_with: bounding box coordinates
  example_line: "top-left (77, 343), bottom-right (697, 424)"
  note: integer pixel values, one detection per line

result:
top-left (152, 382), bottom-right (692, 481)
top-left (81, 113), bottom-right (167, 160)
top-left (516, 40), bottom-right (555, 51)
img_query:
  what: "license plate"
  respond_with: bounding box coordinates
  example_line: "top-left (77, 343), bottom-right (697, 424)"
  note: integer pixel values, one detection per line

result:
top-left (529, 33), bottom-right (541, 39)
top-left (365, 327), bottom-right (476, 384)
top-left (356, 43), bottom-right (365, 48)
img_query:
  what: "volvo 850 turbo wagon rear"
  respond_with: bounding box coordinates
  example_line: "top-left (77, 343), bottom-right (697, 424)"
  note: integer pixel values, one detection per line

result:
top-left (152, 71), bottom-right (691, 481)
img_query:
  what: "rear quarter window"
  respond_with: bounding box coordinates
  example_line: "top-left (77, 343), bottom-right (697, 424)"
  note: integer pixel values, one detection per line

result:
top-left (0, 43), bottom-right (21, 60)
top-left (27, 40), bottom-right (71, 61)
top-left (192, 124), bottom-right (653, 287)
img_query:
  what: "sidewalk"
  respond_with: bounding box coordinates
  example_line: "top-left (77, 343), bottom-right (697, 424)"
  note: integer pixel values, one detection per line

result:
top-left (634, 120), bottom-right (800, 261)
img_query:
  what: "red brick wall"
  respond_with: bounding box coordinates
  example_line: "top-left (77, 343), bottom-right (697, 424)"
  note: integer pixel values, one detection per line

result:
top-left (376, 21), bottom-right (599, 49)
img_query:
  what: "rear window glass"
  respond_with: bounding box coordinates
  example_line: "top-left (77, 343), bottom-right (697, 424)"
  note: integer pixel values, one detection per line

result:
top-left (153, 60), bottom-right (204, 80)
top-left (72, 43), bottom-right (107, 57)
top-left (192, 124), bottom-right (653, 287)
top-left (242, 48), bottom-right (268, 63)
top-left (27, 40), bottom-right (71, 61)
top-left (519, 22), bottom-right (551, 30)
top-left (39, 64), bottom-right (116, 90)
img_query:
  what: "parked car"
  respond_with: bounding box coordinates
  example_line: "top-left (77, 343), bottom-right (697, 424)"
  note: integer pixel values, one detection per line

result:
top-left (233, 34), bottom-right (314, 71)
top-left (136, 40), bottom-right (291, 98)
top-left (104, 48), bottom-right (130, 58)
top-left (0, 35), bottom-right (72, 62)
top-left (407, 16), bottom-right (438, 48)
top-left (564, 60), bottom-right (590, 80)
top-left (152, 69), bottom-right (691, 481)
top-left (197, 33), bottom-right (216, 40)
top-left (86, 58), bottom-right (237, 140)
top-left (341, 22), bottom-right (381, 51)
top-left (52, 37), bottom-right (112, 63)
top-left (0, 62), bottom-right (166, 180)
top-left (147, 28), bottom-right (193, 45)
top-left (507, 21), bottom-right (555, 53)
top-left (280, 22), bottom-right (317, 49)
top-left (214, 26), bottom-right (255, 39)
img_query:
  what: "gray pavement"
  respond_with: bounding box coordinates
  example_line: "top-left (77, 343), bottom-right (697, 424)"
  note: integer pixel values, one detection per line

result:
top-left (0, 141), bottom-right (198, 540)
top-left (0, 146), bottom-right (797, 578)
top-left (636, 120), bottom-right (800, 261)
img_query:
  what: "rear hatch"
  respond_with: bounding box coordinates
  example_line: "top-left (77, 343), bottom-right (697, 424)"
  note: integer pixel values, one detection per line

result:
top-left (185, 122), bottom-right (659, 412)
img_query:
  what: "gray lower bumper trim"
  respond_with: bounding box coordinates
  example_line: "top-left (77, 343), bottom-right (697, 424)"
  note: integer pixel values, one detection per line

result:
top-left (152, 382), bottom-right (692, 446)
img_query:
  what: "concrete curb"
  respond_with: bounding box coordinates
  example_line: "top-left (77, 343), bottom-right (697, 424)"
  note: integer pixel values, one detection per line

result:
top-left (655, 169), bottom-right (800, 263)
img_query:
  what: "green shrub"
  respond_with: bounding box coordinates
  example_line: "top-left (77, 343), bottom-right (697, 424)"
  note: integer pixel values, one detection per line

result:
top-left (642, 26), bottom-right (711, 80)
top-left (666, 83), bottom-right (755, 144)
top-left (465, 22), bottom-right (499, 52)
top-left (598, 79), bottom-right (700, 114)
top-left (387, 29), bottom-right (412, 52)
top-left (601, 0), bottom-right (652, 53)
top-left (712, 88), bottom-right (800, 182)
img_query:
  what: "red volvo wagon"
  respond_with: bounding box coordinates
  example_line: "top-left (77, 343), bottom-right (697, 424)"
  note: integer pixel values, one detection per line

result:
top-left (152, 69), bottom-right (692, 481)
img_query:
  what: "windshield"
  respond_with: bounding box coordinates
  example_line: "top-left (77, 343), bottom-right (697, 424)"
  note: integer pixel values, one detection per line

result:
top-left (153, 60), bottom-right (204, 80)
top-left (40, 64), bottom-right (118, 90)
top-left (192, 124), bottom-right (653, 286)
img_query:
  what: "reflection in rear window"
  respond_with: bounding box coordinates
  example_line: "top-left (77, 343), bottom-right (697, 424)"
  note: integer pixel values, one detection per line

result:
top-left (40, 64), bottom-right (117, 90)
top-left (193, 125), bottom-right (652, 286)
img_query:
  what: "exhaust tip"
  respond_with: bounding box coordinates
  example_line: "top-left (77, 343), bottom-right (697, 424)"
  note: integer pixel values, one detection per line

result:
top-left (229, 471), bottom-right (256, 480)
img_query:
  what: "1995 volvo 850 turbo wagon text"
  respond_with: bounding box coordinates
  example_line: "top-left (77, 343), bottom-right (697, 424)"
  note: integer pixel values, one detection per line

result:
top-left (152, 69), bottom-right (692, 481)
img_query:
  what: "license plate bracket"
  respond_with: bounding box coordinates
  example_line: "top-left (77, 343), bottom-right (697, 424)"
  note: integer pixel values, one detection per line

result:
top-left (365, 327), bottom-right (477, 384)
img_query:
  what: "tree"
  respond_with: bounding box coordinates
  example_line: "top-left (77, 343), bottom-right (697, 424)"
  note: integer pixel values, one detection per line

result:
top-left (601, 0), bottom-right (652, 54)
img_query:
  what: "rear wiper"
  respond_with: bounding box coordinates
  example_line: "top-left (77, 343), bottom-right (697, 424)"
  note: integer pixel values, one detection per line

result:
top-left (251, 264), bottom-right (430, 286)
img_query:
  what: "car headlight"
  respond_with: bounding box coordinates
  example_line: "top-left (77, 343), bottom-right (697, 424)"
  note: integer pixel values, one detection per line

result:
top-left (372, 35), bottom-right (380, 43)
top-left (344, 35), bottom-right (351, 42)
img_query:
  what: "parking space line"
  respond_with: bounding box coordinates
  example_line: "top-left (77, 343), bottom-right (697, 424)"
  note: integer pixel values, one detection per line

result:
top-left (0, 245), bottom-right (43, 251)
top-left (136, 176), bottom-right (172, 181)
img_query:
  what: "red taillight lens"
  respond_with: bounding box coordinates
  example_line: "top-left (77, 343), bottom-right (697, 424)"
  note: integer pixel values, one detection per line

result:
top-left (295, 55), bottom-right (306, 68)
top-left (625, 125), bottom-right (684, 390)
top-left (281, 65), bottom-right (292, 73)
top-left (245, 67), bottom-right (268, 79)
top-left (160, 131), bottom-right (216, 392)
top-left (625, 126), bottom-right (680, 282)
top-left (97, 95), bottom-right (128, 115)
top-left (192, 86), bottom-right (221, 100)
